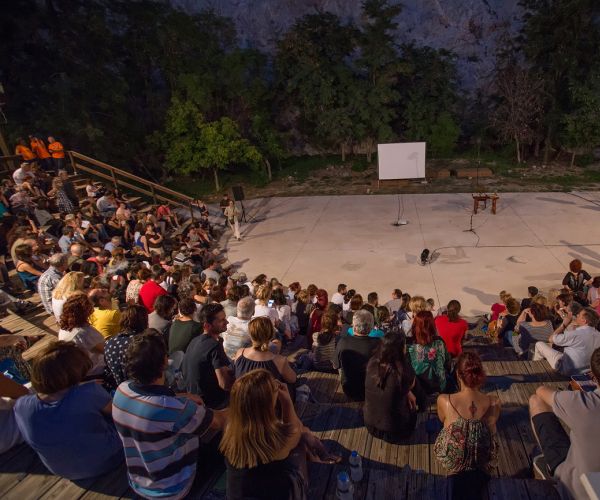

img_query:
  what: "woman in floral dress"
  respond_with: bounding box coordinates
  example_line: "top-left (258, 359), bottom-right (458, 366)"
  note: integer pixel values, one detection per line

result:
top-left (407, 310), bottom-right (451, 394)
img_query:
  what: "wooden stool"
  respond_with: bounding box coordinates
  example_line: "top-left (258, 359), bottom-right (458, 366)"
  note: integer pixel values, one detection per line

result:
top-left (472, 193), bottom-right (499, 214)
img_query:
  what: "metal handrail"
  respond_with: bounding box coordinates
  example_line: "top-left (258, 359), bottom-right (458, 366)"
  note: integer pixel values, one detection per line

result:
top-left (68, 151), bottom-right (196, 218)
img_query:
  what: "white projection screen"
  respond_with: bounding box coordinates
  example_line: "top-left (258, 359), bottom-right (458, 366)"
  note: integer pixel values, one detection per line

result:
top-left (377, 142), bottom-right (426, 180)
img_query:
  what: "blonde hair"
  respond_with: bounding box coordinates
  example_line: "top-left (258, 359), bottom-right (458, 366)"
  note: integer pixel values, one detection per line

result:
top-left (220, 369), bottom-right (293, 468)
top-left (531, 294), bottom-right (547, 307)
top-left (255, 284), bottom-right (272, 303)
top-left (546, 288), bottom-right (561, 311)
top-left (248, 317), bottom-right (274, 351)
top-left (408, 296), bottom-right (427, 314)
top-left (296, 290), bottom-right (309, 305)
top-left (499, 290), bottom-right (512, 304)
top-left (52, 271), bottom-right (85, 300)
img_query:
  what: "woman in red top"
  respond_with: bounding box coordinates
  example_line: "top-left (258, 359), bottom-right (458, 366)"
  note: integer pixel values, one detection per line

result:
top-left (435, 300), bottom-right (468, 357)
top-left (490, 290), bottom-right (511, 321)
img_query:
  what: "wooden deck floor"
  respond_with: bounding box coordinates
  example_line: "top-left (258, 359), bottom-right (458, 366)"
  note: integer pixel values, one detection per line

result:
top-left (0, 308), bottom-right (565, 499)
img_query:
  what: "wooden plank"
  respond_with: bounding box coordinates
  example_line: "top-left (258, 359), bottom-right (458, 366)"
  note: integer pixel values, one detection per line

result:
top-left (78, 464), bottom-right (131, 500)
top-left (22, 334), bottom-right (58, 361)
top-left (3, 460), bottom-right (61, 500)
top-left (523, 478), bottom-right (560, 500)
top-left (0, 446), bottom-right (42, 496)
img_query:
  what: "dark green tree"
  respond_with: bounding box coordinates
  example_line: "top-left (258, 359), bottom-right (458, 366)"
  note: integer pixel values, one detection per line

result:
top-left (562, 71), bottom-right (600, 166)
top-left (354, 0), bottom-right (405, 161)
top-left (275, 13), bottom-right (359, 159)
top-left (399, 45), bottom-right (460, 157)
top-left (519, 0), bottom-right (600, 164)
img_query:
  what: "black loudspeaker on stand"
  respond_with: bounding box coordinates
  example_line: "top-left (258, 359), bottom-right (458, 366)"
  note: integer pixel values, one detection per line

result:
top-left (232, 186), bottom-right (247, 222)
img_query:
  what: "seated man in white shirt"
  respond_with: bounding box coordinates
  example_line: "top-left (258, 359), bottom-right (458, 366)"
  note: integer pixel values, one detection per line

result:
top-left (331, 283), bottom-right (347, 306)
top-left (533, 307), bottom-right (600, 375)
top-left (529, 348), bottom-right (600, 500)
top-left (221, 296), bottom-right (255, 359)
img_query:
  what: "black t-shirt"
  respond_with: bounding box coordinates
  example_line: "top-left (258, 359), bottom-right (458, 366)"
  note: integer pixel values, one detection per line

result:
top-left (182, 334), bottom-right (230, 409)
top-left (335, 334), bottom-right (381, 401)
top-left (562, 271), bottom-right (591, 293)
top-left (364, 357), bottom-right (416, 436)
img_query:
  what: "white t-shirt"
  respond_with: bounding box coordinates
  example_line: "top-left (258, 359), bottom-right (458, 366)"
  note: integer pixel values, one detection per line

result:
top-left (52, 297), bottom-right (67, 321)
top-left (253, 304), bottom-right (279, 324)
top-left (331, 292), bottom-right (345, 306)
top-left (12, 168), bottom-right (30, 186)
top-left (58, 325), bottom-right (105, 375)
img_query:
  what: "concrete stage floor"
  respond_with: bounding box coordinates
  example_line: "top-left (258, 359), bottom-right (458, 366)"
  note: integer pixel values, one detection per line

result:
top-left (223, 191), bottom-right (600, 315)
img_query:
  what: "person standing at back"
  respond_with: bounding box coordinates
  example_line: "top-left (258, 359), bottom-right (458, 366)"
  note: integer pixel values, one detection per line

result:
top-left (47, 136), bottom-right (65, 172)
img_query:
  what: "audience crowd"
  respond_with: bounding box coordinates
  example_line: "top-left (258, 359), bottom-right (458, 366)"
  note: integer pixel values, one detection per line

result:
top-left (0, 138), bottom-right (598, 500)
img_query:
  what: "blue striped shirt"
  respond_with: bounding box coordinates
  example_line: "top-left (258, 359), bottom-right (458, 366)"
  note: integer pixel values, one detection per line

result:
top-left (112, 382), bottom-right (213, 499)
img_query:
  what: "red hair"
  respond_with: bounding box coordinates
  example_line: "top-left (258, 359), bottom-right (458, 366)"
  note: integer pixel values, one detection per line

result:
top-left (456, 352), bottom-right (486, 388)
top-left (412, 311), bottom-right (436, 345)
top-left (569, 259), bottom-right (582, 273)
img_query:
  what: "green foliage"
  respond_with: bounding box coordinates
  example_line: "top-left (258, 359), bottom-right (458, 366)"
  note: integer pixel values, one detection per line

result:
top-left (400, 46), bottom-right (461, 156)
top-left (351, 158), bottom-right (370, 172)
top-left (163, 99), bottom-right (262, 191)
top-left (562, 72), bottom-right (600, 154)
top-left (354, 1), bottom-right (405, 158)
top-left (519, 0), bottom-right (600, 154)
top-left (275, 13), bottom-right (359, 154)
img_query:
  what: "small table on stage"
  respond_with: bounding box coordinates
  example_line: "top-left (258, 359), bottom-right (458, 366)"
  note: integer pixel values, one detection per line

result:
top-left (472, 193), bottom-right (499, 214)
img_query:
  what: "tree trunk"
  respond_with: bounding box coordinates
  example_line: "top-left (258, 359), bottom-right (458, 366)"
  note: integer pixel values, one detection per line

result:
top-left (515, 135), bottom-right (521, 164)
top-left (534, 139), bottom-right (540, 158)
top-left (571, 152), bottom-right (576, 168)
top-left (543, 125), bottom-right (552, 166)
top-left (341, 143), bottom-right (346, 162)
top-left (366, 139), bottom-right (373, 163)
top-left (264, 158), bottom-right (272, 181)
top-left (212, 167), bottom-right (220, 191)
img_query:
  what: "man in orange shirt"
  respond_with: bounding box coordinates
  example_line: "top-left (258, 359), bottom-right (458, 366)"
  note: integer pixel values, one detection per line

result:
top-left (47, 136), bottom-right (65, 172)
top-left (14, 138), bottom-right (36, 163)
top-left (29, 135), bottom-right (53, 173)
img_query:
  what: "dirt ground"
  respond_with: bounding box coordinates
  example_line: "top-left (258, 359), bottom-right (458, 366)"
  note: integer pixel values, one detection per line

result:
top-left (219, 157), bottom-right (600, 201)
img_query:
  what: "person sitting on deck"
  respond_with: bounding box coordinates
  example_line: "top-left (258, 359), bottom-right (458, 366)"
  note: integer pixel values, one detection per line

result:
top-left (533, 307), bottom-right (600, 375)
top-left (221, 369), bottom-right (339, 500)
top-left (233, 317), bottom-right (296, 389)
top-left (562, 258), bottom-right (592, 305)
top-left (182, 303), bottom-right (234, 409)
top-left (58, 294), bottom-right (106, 377)
top-left (334, 309), bottom-right (381, 401)
top-left (528, 347), bottom-right (600, 500)
top-left (0, 372), bottom-right (28, 454)
top-left (88, 288), bottom-right (122, 340)
top-left (364, 332), bottom-right (418, 443)
top-left (496, 297), bottom-right (521, 347)
top-left (490, 290), bottom-right (511, 321)
top-left (104, 305), bottom-right (149, 386)
top-left (520, 285), bottom-right (539, 311)
top-left (221, 296), bottom-right (255, 360)
top-left (112, 331), bottom-right (227, 500)
top-left (435, 299), bottom-right (469, 358)
top-left (434, 352), bottom-right (500, 500)
top-left (513, 302), bottom-right (554, 358)
top-left (168, 297), bottom-right (202, 354)
top-left (14, 342), bottom-right (123, 480)
top-left (407, 311), bottom-right (452, 396)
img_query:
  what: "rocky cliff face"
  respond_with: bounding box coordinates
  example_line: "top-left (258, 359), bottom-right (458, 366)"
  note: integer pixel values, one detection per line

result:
top-left (171, 0), bottom-right (522, 92)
